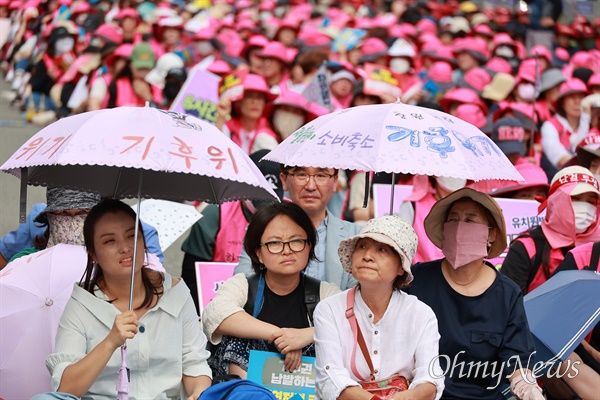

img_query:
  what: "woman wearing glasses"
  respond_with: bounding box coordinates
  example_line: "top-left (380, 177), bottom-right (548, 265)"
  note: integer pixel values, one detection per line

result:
top-left (202, 202), bottom-right (340, 378)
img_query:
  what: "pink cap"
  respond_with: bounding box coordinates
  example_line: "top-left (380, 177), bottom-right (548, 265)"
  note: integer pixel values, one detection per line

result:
top-left (473, 24), bottom-right (493, 37)
top-left (529, 45), bottom-right (552, 63)
top-left (589, 73), bottom-right (600, 88)
top-left (515, 58), bottom-right (538, 84)
top-left (71, 1), bottom-right (92, 14)
top-left (491, 162), bottom-right (549, 197)
top-left (372, 14), bottom-right (397, 29)
top-left (416, 18), bottom-right (438, 35)
top-left (115, 7), bottom-right (139, 20)
top-left (207, 60), bottom-right (232, 75)
top-left (571, 51), bottom-right (593, 69)
top-left (241, 74), bottom-right (277, 102)
top-left (460, 67), bottom-right (492, 93)
top-left (453, 37), bottom-right (489, 62)
top-left (194, 27), bottom-right (215, 41)
top-left (485, 57), bottom-right (513, 75)
top-left (0, 0), bottom-right (10, 6)
top-left (557, 78), bottom-right (588, 102)
top-left (266, 90), bottom-right (328, 122)
top-left (455, 103), bottom-right (488, 129)
top-left (491, 32), bottom-right (516, 51)
top-left (94, 24), bottom-right (123, 45)
top-left (236, 19), bottom-right (256, 31)
top-left (428, 61), bottom-right (453, 83)
top-left (360, 37), bottom-right (388, 56)
top-left (8, 0), bottom-right (22, 9)
top-left (298, 26), bottom-right (331, 47)
top-left (439, 88), bottom-right (488, 114)
top-left (493, 101), bottom-right (539, 124)
top-left (257, 42), bottom-right (293, 64)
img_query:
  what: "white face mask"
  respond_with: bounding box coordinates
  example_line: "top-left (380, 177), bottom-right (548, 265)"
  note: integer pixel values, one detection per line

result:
top-left (436, 176), bottom-right (467, 192)
top-left (54, 37), bottom-right (74, 55)
top-left (517, 83), bottom-right (537, 102)
top-left (273, 109), bottom-right (306, 140)
top-left (195, 41), bottom-right (214, 56)
top-left (495, 45), bottom-right (515, 59)
top-left (572, 201), bottom-right (597, 234)
top-left (390, 58), bottom-right (410, 74)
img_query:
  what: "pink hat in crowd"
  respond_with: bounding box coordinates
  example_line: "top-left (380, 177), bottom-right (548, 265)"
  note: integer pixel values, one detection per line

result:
top-left (72, 1), bottom-right (93, 15)
top-left (266, 90), bottom-right (328, 122)
top-left (106, 43), bottom-right (134, 67)
top-left (207, 60), bottom-right (232, 76)
top-left (8, 0), bottom-right (22, 10)
top-left (194, 27), bottom-right (215, 41)
top-left (94, 24), bottom-right (123, 45)
top-left (493, 101), bottom-right (539, 129)
top-left (428, 61), bottom-right (453, 87)
top-left (237, 74), bottom-right (277, 102)
top-left (416, 18), bottom-right (438, 35)
top-left (472, 24), bottom-right (493, 38)
top-left (529, 45), bottom-right (552, 64)
top-left (115, 7), bottom-right (139, 20)
top-left (485, 57), bottom-right (513, 75)
top-left (455, 103), bottom-right (491, 131)
top-left (490, 162), bottom-right (550, 198)
top-left (439, 88), bottom-right (488, 114)
top-left (360, 37), bottom-right (388, 56)
top-left (491, 33), bottom-right (517, 53)
top-left (557, 78), bottom-right (588, 102)
top-left (457, 67), bottom-right (492, 94)
top-left (452, 37), bottom-right (489, 63)
top-left (589, 73), bottom-right (600, 88)
top-left (570, 51), bottom-right (593, 70)
top-left (298, 26), bottom-right (332, 48)
top-left (257, 42), bottom-right (294, 64)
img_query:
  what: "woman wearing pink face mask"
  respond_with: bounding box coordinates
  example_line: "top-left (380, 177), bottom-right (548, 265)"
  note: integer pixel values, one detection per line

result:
top-left (406, 188), bottom-right (544, 399)
top-left (501, 166), bottom-right (600, 294)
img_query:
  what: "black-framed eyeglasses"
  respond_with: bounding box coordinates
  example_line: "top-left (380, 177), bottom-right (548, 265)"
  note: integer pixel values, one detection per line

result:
top-left (260, 239), bottom-right (308, 254)
top-left (286, 172), bottom-right (335, 186)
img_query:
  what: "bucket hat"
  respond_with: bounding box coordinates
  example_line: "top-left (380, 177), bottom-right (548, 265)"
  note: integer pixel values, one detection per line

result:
top-left (239, 74), bottom-right (277, 102)
top-left (439, 88), bottom-right (488, 114)
top-left (145, 52), bottom-right (184, 88)
top-left (455, 104), bottom-right (492, 132)
top-left (256, 41), bottom-right (293, 65)
top-left (338, 215), bottom-right (418, 284)
top-left (34, 188), bottom-right (102, 224)
top-left (482, 73), bottom-right (515, 102)
top-left (424, 188), bottom-right (507, 258)
top-left (457, 67), bottom-right (492, 94)
top-left (539, 68), bottom-right (566, 94)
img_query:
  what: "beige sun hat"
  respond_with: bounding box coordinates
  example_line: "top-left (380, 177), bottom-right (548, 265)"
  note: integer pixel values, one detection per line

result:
top-left (424, 188), bottom-right (507, 258)
top-left (338, 215), bottom-right (418, 284)
top-left (482, 73), bottom-right (515, 102)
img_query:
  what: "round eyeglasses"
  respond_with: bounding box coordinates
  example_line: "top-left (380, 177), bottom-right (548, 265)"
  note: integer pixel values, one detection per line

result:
top-left (286, 172), bottom-right (335, 186)
top-left (260, 239), bottom-right (308, 254)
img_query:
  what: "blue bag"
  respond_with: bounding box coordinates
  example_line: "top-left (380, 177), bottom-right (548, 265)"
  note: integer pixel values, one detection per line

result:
top-left (198, 379), bottom-right (277, 400)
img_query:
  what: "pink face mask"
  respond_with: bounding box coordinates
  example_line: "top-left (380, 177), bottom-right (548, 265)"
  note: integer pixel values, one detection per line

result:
top-left (442, 221), bottom-right (490, 268)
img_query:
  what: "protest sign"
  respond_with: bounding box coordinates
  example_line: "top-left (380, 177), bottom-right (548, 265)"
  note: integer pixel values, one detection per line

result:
top-left (219, 69), bottom-right (249, 102)
top-left (195, 262), bottom-right (236, 310)
top-left (363, 63), bottom-right (402, 99)
top-left (248, 350), bottom-right (316, 400)
top-left (170, 65), bottom-right (220, 124)
top-left (372, 184), bottom-right (414, 217)
top-left (331, 28), bottom-right (366, 52)
top-left (488, 198), bottom-right (546, 268)
top-left (302, 63), bottom-right (333, 111)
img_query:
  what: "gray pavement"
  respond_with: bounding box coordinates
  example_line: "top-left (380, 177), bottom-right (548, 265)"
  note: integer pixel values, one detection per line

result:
top-left (0, 78), bottom-right (186, 276)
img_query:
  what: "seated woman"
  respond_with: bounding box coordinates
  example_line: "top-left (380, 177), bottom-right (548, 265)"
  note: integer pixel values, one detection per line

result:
top-left (44, 199), bottom-right (211, 399)
top-left (406, 188), bottom-right (544, 399)
top-left (202, 202), bottom-right (340, 377)
top-left (313, 215), bottom-right (444, 400)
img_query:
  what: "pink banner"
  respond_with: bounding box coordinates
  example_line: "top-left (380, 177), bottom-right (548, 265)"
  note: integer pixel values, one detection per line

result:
top-left (170, 66), bottom-right (220, 125)
top-left (487, 198), bottom-right (546, 269)
top-left (195, 262), bottom-right (236, 310)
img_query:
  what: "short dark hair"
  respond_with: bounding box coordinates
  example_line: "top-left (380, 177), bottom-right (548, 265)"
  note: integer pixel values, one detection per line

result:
top-left (244, 202), bottom-right (318, 274)
top-left (81, 198), bottom-right (163, 310)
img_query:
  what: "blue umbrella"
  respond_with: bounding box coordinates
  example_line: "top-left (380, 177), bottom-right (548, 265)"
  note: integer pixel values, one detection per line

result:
top-left (524, 270), bottom-right (600, 373)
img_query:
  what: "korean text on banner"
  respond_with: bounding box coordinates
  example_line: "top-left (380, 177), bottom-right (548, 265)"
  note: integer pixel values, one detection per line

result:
top-left (195, 262), bottom-right (236, 311)
top-left (331, 28), bottom-right (367, 52)
top-left (363, 63), bottom-right (402, 99)
top-left (488, 198), bottom-right (547, 269)
top-left (248, 350), bottom-right (316, 400)
top-left (219, 69), bottom-right (249, 102)
top-left (170, 65), bottom-right (221, 124)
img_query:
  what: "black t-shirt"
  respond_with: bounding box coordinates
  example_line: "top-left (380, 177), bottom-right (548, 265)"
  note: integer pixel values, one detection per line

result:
top-left (258, 280), bottom-right (309, 353)
top-left (405, 259), bottom-right (535, 400)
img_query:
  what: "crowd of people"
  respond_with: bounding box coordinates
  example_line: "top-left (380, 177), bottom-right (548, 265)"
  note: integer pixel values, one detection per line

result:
top-left (1, 0), bottom-right (600, 399)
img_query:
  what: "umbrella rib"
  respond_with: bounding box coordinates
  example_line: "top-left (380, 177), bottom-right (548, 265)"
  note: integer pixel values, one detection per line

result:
top-left (207, 177), bottom-right (218, 203)
top-left (113, 168), bottom-right (123, 199)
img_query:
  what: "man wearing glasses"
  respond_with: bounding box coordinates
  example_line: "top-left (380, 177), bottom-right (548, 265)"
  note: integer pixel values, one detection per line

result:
top-left (234, 165), bottom-right (361, 290)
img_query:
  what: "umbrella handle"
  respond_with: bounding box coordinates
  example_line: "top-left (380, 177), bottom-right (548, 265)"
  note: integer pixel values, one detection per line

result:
top-left (128, 171), bottom-right (143, 311)
top-left (116, 345), bottom-right (129, 399)
top-left (19, 167), bottom-right (28, 223)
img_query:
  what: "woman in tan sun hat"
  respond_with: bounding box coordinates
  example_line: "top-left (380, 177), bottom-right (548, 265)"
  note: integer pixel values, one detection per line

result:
top-left (314, 215), bottom-right (444, 399)
top-left (406, 188), bottom-right (544, 399)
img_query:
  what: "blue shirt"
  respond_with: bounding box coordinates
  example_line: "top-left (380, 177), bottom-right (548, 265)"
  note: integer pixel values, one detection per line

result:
top-left (305, 215), bottom-right (328, 281)
top-left (0, 203), bottom-right (164, 262)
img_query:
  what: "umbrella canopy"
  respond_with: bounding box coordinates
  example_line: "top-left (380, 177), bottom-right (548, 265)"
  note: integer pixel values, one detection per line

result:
top-left (0, 107), bottom-right (279, 205)
top-left (263, 102), bottom-right (523, 182)
top-left (0, 245), bottom-right (164, 399)
top-left (524, 270), bottom-right (600, 373)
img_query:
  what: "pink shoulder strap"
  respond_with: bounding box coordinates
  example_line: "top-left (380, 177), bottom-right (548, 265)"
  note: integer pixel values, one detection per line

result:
top-left (346, 286), bottom-right (369, 381)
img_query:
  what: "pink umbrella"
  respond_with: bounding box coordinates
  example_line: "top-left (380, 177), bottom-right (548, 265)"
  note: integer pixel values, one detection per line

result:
top-left (0, 106), bottom-right (278, 398)
top-left (264, 102), bottom-right (523, 213)
top-left (0, 244), bottom-right (164, 399)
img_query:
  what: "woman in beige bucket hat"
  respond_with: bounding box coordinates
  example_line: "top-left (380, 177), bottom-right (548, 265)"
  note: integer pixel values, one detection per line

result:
top-left (405, 188), bottom-right (545, 399)
top-left (313, 215), bottom-right (444, 399)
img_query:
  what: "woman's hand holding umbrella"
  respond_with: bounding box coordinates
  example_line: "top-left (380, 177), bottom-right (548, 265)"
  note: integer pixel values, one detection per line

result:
top-left (107, 311), bottom-right (139, 350)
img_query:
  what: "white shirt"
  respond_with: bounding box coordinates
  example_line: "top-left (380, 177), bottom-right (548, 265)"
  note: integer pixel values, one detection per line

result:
top-left (313, 288), bottom-right (444, 400)
top-left (46, 274), bottom-right (212, 399)
top-left (541, 113), bottom-right (590, 167)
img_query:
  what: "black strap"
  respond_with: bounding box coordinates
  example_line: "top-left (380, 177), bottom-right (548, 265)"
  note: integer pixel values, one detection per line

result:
top-left (525, 235), bottom-right (546, 293)
top-left (589, 242), bottom-right (600, 271)
top-left (243, 272), bottom-right (320, 324)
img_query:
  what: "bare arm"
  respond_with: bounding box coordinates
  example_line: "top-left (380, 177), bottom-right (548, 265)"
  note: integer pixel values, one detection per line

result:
top-left (215, 310), bottom-right (279, 340)
top-left (183, 374), bottom-right (212, 400)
